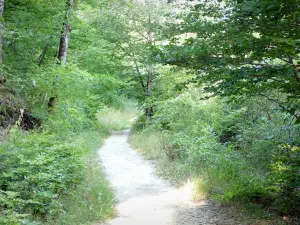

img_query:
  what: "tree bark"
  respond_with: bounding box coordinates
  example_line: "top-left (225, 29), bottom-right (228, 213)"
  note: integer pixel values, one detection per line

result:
top-left (0, 0), bottom-right (4, 67)
top-left (145, 12), bottom-right (154, 122)
top-left (133, 59), bottom-right (146, 92)
top-left (49, 0), bottom-right (73, 112)
top-left (57, 0), bottom-right (74, 64)
top-left (145, 64), bottom-right (153, 121)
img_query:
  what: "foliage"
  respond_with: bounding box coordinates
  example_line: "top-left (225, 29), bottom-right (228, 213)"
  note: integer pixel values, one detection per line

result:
top-left (47, 158), bottom-right (115, 225)
top-left (97, 99), bottom-right (138, 132)
top-left (1, 0), bottom-right (300, 223)
top-left (151, 65), bottom-right (195, 103)
top-left (161, 0), bottom-right (300, 121)
top-left (93, 0), bottom-right (171, 109)
top-left (131, 87), bottom-right (300, 217)
top-left (1, 0), bottom-right (125, 224)
top-left (0, 130), bottom-right (84, 224)
top-left (4, 0), bottom-right (65, 84)
top-left (45, 131), bottom-right (115, 225)
top-left (269, 144), bottom-right (300, 215)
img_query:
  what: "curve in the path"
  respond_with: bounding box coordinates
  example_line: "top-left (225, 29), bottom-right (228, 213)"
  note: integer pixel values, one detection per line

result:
top-left (97, 130), bottom-right (235, 225)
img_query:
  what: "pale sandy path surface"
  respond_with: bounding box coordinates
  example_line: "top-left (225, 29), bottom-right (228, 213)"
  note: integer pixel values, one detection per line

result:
top-left (97, 130), bottom-right (237, 225)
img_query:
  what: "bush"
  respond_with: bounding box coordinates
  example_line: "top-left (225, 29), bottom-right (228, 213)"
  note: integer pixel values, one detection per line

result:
top-left (0, 65), bottom-right (122, 224)
top-left (269, 144), bottom-right (300, 215)
top-left (0, 130), bottom-right (84, 224)
top-left (131, 87), bottom-right (300, 217)
top-left (48, 158), bottom-right (115, 225)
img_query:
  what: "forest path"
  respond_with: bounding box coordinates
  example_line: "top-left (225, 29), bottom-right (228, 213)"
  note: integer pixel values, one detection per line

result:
top-left (97, 130), bottom-right (235, 225)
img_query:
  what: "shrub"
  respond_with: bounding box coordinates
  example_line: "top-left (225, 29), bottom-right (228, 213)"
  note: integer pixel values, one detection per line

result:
top-left (131, 87), bottom-right (300, 217)
top-left (0, 130), bottom-right (84, 224)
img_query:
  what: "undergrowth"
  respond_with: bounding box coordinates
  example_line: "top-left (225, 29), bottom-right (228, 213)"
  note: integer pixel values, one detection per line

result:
top-left (0, 66), bottom-right (124, 225)
top-left (129, 131), bottom-right (187, 183)
top-left (97, 99), bottom-right (139, 132)
top-left (46, 131), bottom-right (115, 225)
top-left (0, 128), bottom-right (115, 225)
top-left (129, 88), bottom-right (300, 224)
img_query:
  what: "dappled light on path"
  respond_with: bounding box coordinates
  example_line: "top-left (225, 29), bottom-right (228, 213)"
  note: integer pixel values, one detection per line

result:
top-left (97, 130), bottom-right (234, 225)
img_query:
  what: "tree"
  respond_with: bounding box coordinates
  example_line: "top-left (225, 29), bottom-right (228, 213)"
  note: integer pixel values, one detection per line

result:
top-left (47, 0), bottom-right (75, 111)
top-left (0, 0), bottom-right (4, 67)
top-left (161, 0), bottom-right (300, 121)
top-left (95, 0), bottom-right (168, 120)
top-left (57, 0), bottom-right (74, 64)
top-left (4, 0), bottom-right (65, 76)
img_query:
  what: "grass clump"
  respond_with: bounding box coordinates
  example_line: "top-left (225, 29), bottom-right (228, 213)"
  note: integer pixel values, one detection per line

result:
top-left (0, 67), bottom-right (122, 225)
top-left (97, 100), bottom-right (139, 132)
top-left (47, 157), bottom-right (115, 225)
top-left (129, 131), bottom-right (189, 184)
top-left (0, 128), bottom-right (115, 225)
top-left (45, 130), bottom-right (115, 225)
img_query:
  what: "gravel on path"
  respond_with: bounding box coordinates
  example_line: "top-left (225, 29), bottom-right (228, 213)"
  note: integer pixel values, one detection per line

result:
top-left (97, 130), bottom-right (236, 225)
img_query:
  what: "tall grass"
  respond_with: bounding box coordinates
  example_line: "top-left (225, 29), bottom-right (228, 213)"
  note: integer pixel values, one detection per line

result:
top-left (97, 100), bottom-right (139, 132)
top-left (49, 100), bottom-right (139, 225)
top-left (129, 131), bottom-right (190, 185)
top-left (45, 130), bottom-right (115, 225)
top-left (47, 158), bottom-right (115, 225)
top-left (129, 88), bottom-right (300, 223)
top-left (129, 130), bottom-right (287, 224)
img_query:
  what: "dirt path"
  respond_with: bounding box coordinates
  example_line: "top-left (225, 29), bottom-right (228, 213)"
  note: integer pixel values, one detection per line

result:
top-left (97, 130), bottom-right (236, 225)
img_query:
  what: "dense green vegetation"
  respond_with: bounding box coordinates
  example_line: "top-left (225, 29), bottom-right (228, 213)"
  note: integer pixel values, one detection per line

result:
top-left (131, 89), bottom-right (300, 219)
top-left (0, 1), bottom-right (123, 224)
top-left (0, 0), bottom-right (299, 224)
top-left (129, 0), bottom-right (300, 222)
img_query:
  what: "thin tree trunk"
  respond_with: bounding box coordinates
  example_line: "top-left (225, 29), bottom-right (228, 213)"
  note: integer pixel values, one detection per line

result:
top-left (0, 0), bottom-right (4, 67)
top-left (57, 0), bottom-right (74, 64)
top-left (49, 0), bottom-right (73, 112)
top-left (133, 59), bottom-right (146, 92)
top-left (145, 11), bottom-right (154, 122)
top-left (145, 64), bottom-right (153, 121)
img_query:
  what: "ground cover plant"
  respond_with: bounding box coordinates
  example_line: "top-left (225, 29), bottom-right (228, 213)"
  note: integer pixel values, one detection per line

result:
top-left (0, 0), bottom-right (299, 224)
top-left (130, 87), bottom-right (300, 222)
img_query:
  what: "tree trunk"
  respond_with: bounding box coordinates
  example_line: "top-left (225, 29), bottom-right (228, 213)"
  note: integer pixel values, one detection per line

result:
top-left (0, 0), bottom-right (4, 67)
top-left (49, 0), bottom-right (73, 112)
top-left (145, 64), bottom-right (153, 121)
top-left (57, 0), bottom-right (74, 64)
top-left (145, 12), bottom-right (154, 122)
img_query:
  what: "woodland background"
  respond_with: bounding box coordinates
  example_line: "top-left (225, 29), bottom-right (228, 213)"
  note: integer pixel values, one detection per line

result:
top-left (0, 0), bottom-right (299, 224)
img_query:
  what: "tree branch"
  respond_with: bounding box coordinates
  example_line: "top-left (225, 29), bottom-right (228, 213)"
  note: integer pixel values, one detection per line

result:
top-left (287, 54), bottom-right (300, 83)
top-left (112, 42), bottom-right (146, 91)
top-left (259, 93), bottom-right (300, 121)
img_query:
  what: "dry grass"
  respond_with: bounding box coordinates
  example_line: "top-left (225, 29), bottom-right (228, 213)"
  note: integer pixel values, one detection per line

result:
top-left (129, 130), bottom-right (287, 225)
top-left (97, 101), bottom-right (139, 132)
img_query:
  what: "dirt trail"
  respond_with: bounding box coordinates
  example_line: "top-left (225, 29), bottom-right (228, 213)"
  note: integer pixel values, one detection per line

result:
top-left (97, 130), bottom-right (236, 225)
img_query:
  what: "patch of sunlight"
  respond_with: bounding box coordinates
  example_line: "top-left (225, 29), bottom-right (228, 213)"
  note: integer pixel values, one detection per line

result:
top-left (97, 100), bottom-right (140, 131)
top-left (179, 178), bottom-right (207, 202)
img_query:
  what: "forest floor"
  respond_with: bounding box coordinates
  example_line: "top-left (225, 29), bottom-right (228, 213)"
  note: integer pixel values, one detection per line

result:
top-left (96, 130), bottom-right (238, 225)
